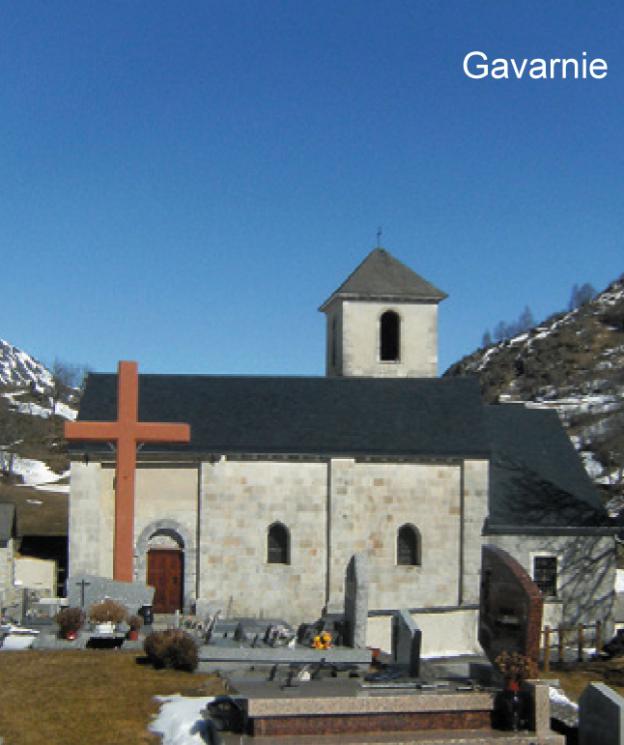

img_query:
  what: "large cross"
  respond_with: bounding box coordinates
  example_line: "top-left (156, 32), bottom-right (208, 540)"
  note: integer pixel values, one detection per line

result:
top-left (65, 361), bottom-right (191, 582)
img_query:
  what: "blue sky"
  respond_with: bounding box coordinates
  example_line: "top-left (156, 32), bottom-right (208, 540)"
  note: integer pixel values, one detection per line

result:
top-left (2, 1), bottom-right (622, 376)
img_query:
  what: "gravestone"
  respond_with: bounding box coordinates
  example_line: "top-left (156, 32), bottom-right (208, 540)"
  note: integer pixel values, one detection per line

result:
top-left (392, 608), bottom-right (421, 677)
top-left (579, 682), bottom-right (624, 745)
top-left (478, 545), bottom-right (543, 668)
top-left (67, 574), bottom-right (154, 613)
top-left (344, 553), bottom-right (368, 649)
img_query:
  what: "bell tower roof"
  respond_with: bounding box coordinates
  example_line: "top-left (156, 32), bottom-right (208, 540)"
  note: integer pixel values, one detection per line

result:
top-left (319, 248), bottom-right (447, 311)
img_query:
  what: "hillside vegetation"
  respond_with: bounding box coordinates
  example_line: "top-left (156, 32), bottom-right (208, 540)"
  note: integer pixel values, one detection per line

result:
top-left (445, 274), bottom-right (624, 512)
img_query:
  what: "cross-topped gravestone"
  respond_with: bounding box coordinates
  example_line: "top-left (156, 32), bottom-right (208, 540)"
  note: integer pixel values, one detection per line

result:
top-left (64, 361), bottom-right (191, 582)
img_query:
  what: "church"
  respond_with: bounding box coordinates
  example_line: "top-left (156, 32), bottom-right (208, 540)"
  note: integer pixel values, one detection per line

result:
top-left (67, 248), bottom-right (617, 654)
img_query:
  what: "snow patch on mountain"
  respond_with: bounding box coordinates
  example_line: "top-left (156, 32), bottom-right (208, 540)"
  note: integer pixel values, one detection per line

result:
top-left (12, 456), bottom-right (69, 486)
top-left (0, 338), bottom-right (53, 392)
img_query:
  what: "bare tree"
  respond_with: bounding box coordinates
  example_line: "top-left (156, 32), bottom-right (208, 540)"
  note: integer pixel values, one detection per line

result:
top-left (50, 359), bottom-right (89, 417)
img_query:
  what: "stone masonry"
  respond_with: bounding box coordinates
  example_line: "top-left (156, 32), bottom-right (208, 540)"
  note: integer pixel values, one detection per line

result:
top-left (325, 300), bottom-right (439, 378)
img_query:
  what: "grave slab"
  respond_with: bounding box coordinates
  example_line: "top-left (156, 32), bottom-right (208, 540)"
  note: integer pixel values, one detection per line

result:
top-left (393, 609), bottom-right (422, 677)
top-left (197, 643), bottom-right (371, 673)
top-left (345, 553), bottom-right (368, 649)
top-left (579, 682), bottom-right (624, 745)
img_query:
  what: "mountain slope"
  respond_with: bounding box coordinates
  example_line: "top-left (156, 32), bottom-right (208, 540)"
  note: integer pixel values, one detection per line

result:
top-left (0, 338), bottom-right (53, 391)
top-left (445, 274), bottom-right (624, 511)
top-left (0, 338), bottom-right (78, 483)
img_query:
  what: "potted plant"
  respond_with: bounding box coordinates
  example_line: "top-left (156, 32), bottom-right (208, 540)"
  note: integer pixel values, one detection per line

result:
top-left (127, 614), bottom-right (143, 641)
top-left (55, 607), bottom-right (85, 640)
top-left (494, 651), bottom-right (537, 731)
top-left (88, 599), bottom-right (128, 634)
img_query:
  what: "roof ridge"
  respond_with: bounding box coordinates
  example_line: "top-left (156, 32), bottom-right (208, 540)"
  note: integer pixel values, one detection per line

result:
top-left (319, 247), bottom-right (447, 310)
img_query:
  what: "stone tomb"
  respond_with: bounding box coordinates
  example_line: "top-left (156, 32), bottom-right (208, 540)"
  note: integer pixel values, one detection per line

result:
top-left (478, 545), bottom-right (544, 668)
top-left (228, 677), bottom-right (495, 738)
top-left (215, 674), bottom-right (565, 743)
top-left (67, 573), bottom-right (154, 614)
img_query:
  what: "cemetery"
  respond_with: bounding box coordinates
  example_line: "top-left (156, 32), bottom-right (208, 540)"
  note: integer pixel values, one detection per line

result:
top-left (3, 541), bottom-right (624, 745)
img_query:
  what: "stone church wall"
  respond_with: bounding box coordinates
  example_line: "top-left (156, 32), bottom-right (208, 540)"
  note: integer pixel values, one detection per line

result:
top-left (340, 300), bottom-right (438, 377)
top-left (461, 460), bottom-right (489, 605)
top-left (198, 459), bottom-right (328, 623)
top-left (134, 465), bottom-right (199, 609)
top-left (68, 462), bottom-right (199, 609)
top-left (327, 459), bottom-right (465, 612)
top-left (68, 462), bottom-right (115, 578)
top-left (489, 533), bottom-right (616, 635)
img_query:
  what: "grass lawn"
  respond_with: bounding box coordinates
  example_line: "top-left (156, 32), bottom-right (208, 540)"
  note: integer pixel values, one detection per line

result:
top-left (552, 658), bottom-right (624, 702)
top-left (3, 650), bottom-right (624, 745)
top-left (0, 650), bottom-right (226, 745)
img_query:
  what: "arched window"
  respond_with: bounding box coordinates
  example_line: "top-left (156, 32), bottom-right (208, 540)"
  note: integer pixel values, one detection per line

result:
top-left (380, 311), bottom-right (400, 361)
top-left (267, 522), bottom-right (290, 564)
top-left (397, 524), bottom-right (420, 566)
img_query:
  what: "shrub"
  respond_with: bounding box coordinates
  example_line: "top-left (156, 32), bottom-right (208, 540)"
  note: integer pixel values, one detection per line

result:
top-left (127, 614), bottom-right (143, 631)
top-left (88, 599), bottom-right (128, 624)
top-left (144, 629), bottom-right (199, 672)
top-left (56, 607), bottom-right (85, 637)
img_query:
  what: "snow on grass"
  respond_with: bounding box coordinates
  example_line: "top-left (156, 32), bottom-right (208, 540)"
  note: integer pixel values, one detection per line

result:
top-left (149, 695), bottom-right (215, 745)
top-left (2, 392), bottom-right (77, 420)
top-left (616, 569), bottom-right (624, 594)
top-left (550, 686), bottom-right (578, 711)
top-left (31, 483), bottom-right (70, 493)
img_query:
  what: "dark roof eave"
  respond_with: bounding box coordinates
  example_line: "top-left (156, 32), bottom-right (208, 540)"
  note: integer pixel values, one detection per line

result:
top-left (319, 291), bottom-right (448, 312)
top-left (68, 447), bottom-right (491, 461)
top-left (484, 524), bottom-right (619, 536)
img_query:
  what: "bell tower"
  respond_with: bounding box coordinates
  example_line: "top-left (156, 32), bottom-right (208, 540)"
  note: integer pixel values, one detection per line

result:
top-left (319, 248), bottom-right (447, 378)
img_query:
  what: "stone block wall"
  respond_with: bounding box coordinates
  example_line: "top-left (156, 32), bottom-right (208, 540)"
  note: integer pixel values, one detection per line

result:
top-left (462, 460), bottom-right (489, 605)
top-left (69, 461), bottom-right (199, 610)
top-left (68, 462), bottom-right (114, 578)
top-left (338, 300), bottom-right (438, 378)
top-left (328, 459), bottom-right (464, 612)
top-left (68, 453), bottom-right (491, 636)
top-left (134, 465), bottom-right (199, 610)
top-left (198, 459), bottom-right (328, 623)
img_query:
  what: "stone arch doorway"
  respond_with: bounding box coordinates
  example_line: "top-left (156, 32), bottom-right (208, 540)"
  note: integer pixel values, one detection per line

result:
top-left (147, 531), bottom-right (184, 613)
top-left (136, 520), bottom-right (194, 613)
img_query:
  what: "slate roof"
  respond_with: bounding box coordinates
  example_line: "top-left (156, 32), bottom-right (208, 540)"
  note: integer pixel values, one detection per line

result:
top-left (485, 405), bottom-right (610, 530)
top-left (72, 374), bottom-right (490, 459)
top-left (319, 248), bottom-right (447, 310)
top-left (0, 502), bottom-right (15, 544)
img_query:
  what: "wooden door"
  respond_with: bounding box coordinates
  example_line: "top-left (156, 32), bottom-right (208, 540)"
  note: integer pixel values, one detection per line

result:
top-left (147, 549), bottom-right (183, 613)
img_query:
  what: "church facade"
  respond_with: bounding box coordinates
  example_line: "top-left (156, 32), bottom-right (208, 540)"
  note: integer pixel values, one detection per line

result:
top-left (67, 249), bottom-right (617, 653)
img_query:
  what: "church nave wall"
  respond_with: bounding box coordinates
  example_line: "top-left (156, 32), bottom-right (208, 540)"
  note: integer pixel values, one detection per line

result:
top-left (68, 462), bottom-right (115, 578)
top-left (328, 459), bottom-right (463, 613)
top-left (198, 459), bottom-right (328, 623)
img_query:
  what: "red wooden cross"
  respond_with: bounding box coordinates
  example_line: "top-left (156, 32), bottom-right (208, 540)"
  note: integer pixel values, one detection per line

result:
top-left (65, 361), bottom-right (191, 582)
